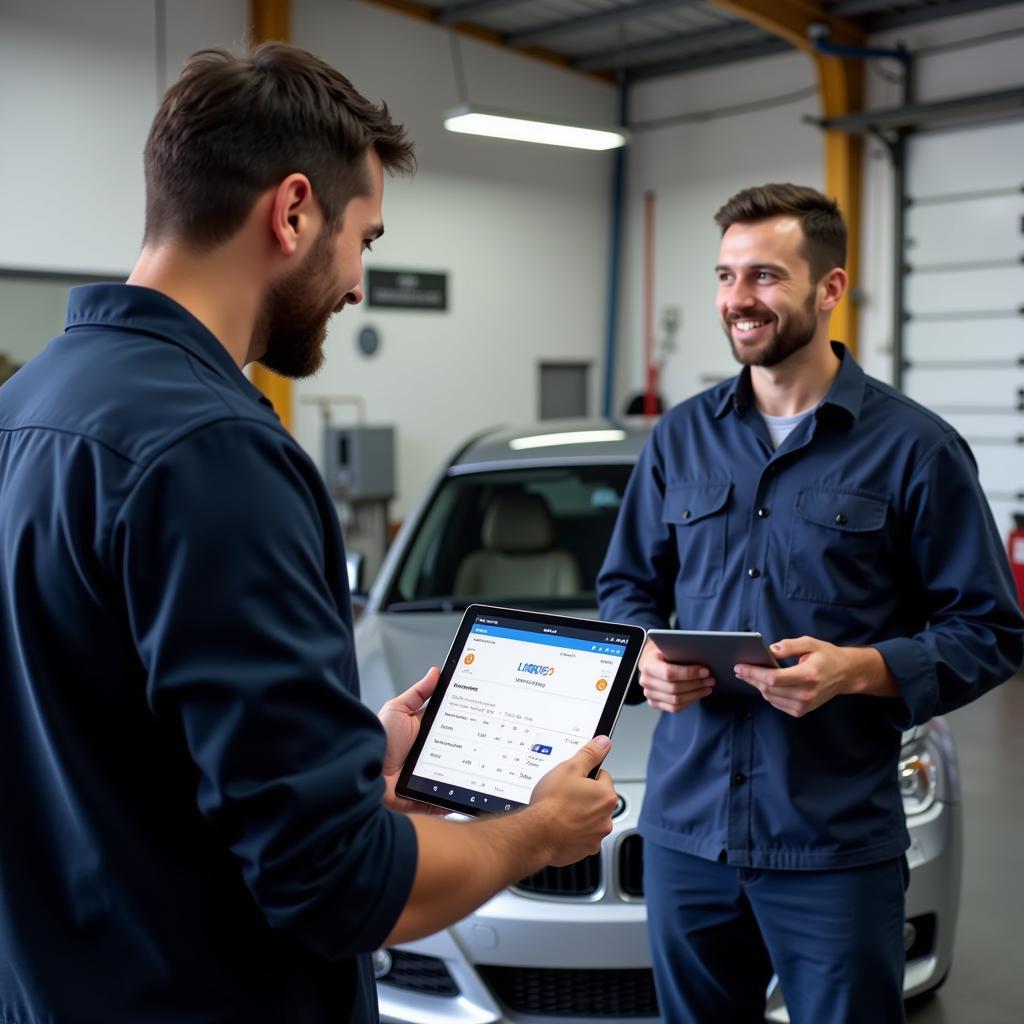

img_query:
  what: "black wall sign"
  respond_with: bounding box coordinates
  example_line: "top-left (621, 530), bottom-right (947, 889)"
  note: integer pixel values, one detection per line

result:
top-left (367, 269), bottom-right (448, 311)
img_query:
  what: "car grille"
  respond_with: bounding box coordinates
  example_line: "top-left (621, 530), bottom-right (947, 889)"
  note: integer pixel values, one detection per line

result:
top-left (516, 851), bottom-right (602, 896)
top-left (379, 950), bottom-right (459, 996)
top-left (479, 965), bottom-right (659, 1017)
top-left (619, 833), bottom-right (645, 897)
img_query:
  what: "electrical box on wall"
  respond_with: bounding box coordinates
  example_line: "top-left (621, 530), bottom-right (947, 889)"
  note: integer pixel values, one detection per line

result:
top-left (322, 426), bottom-right (395, 503)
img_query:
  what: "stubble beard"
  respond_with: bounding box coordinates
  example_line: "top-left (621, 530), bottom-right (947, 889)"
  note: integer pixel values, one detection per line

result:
top-left (254, 229), bottom-right (340, 380)
top-left (723, 290), bottom-right (818, 369)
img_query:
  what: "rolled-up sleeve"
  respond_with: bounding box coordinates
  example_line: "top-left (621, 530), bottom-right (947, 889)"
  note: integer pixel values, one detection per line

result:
top-left (112, 419), bottom-right (416, 960)
top-left (875, 434), bottom-right (1024, 727)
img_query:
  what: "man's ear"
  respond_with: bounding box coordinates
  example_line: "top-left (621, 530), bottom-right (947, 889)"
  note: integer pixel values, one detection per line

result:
top-left (269, 173), bottom-right (318, 257)
top-left (818, 267), bottom-right (847, 312)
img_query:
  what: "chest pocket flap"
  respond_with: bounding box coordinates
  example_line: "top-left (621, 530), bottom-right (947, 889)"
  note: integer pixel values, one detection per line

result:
top-left (795, 489), bottom-right (889, 532)
top-left (662, 482), bottom-right (731, 526)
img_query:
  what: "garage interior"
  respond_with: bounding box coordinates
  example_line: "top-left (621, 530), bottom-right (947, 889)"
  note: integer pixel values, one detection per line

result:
top-left (1, 0), bottom-right (1021, 1022)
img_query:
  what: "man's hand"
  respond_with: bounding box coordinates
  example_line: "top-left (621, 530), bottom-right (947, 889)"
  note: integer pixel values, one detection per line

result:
top-left (378, 667), bottom-right (444, 814)
top-left (734, 637), bottom-right (898, 717)
top-left (529, 737), bottom-right (617, 866)
top-left (638, 639), bottom-right (714, 712)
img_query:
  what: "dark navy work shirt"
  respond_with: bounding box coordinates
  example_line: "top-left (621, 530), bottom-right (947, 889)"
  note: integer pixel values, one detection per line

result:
top-left (599, 344), bottom-right (1023, 869)
top-left (0, 285), bottom-right (417, 1023)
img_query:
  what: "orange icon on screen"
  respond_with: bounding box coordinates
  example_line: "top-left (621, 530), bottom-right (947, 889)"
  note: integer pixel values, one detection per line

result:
top-left (596, 678), bottom-right (609, 692)
top-left (464, 653), bottom-right (476, 665)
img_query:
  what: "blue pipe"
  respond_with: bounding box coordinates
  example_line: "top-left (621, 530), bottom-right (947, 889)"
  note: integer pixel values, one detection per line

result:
top-left (601, 80), bottom-right (629, 419)
top-left (810, 29), bottom-right (909, 65)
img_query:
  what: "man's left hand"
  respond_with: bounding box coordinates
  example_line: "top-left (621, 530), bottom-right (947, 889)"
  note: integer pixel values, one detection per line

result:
top-left (734, 637), bottom-right (897, 718)
top-left (379, 666), bottom-right (446, 813)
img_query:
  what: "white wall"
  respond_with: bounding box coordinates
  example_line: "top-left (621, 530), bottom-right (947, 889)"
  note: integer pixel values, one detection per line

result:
top-left (0, 0), bottom-right (249, 274)
top-left (291, 1), bottom-right (616, 517)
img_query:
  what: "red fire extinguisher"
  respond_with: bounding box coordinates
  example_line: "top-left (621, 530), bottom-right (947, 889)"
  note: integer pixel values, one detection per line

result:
top-left (1010, 514), bottom-right (1024, 609)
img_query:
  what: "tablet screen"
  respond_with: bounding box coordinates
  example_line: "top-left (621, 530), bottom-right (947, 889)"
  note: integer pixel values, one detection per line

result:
top-left (398, 606), bottom-right (644, 816)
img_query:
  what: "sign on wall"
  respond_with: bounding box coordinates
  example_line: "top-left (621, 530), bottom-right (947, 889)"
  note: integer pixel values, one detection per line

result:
top-left (367, 269), bottom-right (448, 311)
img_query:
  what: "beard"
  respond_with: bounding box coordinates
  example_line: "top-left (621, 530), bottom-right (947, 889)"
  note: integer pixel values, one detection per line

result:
top-left (254, 228), bottom-right (340, 380)
top-left (723, 290), bottom-right (818, 369)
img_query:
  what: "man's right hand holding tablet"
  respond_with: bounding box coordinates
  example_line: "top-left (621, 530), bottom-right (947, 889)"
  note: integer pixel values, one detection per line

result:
top-left (639, 638), bottom-right (715, 712)
top-left (384, 735), bottom-right (617, 945)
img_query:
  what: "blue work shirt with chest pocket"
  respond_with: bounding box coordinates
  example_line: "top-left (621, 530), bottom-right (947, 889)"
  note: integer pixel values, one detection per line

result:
top-left (598, 342), bottom-right (1024, 869)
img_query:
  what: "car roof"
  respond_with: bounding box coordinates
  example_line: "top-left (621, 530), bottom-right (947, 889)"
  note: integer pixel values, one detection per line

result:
top-left (448, 417), bottom-right (655, 474)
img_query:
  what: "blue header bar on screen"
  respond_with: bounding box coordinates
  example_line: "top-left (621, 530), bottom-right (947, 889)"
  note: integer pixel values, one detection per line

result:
top-left (470, 623), bottom-right (625, 657)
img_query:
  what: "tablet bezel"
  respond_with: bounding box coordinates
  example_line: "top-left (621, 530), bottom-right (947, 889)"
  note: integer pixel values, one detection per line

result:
top-left (395, 603), bottom-right (646, 817)
top-left (645, 629), bottom-right (779, 699)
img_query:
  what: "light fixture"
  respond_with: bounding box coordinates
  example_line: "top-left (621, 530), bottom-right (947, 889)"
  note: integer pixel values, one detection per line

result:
top-left (510, 429), bottom-right (627, 450)
top-left (444, 104), bottom-right (628, 151)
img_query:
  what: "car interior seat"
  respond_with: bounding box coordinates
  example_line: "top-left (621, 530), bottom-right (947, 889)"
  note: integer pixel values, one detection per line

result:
top-left (452, 491), bottom-right (582, 598)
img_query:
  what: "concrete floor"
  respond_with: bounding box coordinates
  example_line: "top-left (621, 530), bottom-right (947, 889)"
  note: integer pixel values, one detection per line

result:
top-left (906, 676), bottom-right (1024, 1024)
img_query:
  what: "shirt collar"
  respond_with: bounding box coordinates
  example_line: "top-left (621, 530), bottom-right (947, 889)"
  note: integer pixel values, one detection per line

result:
top-left (713, 341), bottom-right (865, 423)
top-left (64, 283), bottom-right (272, 409)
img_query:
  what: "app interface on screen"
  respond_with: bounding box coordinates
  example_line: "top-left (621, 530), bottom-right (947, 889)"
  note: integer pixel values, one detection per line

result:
top-left (406, 614), bottom-right (629, 813)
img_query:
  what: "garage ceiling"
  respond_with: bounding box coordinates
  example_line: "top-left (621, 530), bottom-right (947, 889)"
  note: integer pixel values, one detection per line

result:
top-left (370, 0), bottom-right (1022, 81)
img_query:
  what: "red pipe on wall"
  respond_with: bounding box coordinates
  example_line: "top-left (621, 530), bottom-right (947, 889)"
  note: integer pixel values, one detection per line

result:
top-left (643, 190), bottom-right (659, 416)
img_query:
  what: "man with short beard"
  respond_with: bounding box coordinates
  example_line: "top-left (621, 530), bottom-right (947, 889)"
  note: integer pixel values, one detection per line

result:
top-left (0, 43), bottom-right (617, 1024)
top-left (598, 183), bottom-right (1023, 1024)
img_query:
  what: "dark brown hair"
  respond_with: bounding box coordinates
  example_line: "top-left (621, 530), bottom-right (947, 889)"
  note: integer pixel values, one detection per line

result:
top-left (143, 42), bottom-right (415, 249)
top-left (714, 184), bottom-right (846, 282)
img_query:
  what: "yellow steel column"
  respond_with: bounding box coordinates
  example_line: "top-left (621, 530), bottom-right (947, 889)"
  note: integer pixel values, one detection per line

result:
top-left (712, 0), bottom-right (864, 355)
top-left (248, 0), bottom-right (294, 429)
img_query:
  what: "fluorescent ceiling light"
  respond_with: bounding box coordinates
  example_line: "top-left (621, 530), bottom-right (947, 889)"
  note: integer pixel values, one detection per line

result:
top-left (444, 105), bottom-right (628, 151)
top-left (510, 429), bottom-right (627, 450)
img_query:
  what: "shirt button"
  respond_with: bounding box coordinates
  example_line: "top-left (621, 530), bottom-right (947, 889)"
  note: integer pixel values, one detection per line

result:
top-left (756, 507), bottom-right (770, 518)
top-left (747, 567), bottom-right (761, 578)
top-left (744, 711), bottom-right (753, 720)
top-left (835, 513), bottom-right (848, 526)
top-left (734, 772), bottom-right (746, 784)
top-left (682, 509), bottom-right (691, 519)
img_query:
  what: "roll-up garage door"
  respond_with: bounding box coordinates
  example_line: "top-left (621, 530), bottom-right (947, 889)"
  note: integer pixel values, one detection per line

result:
top-left (902, 120), bottom-right (1023, 536)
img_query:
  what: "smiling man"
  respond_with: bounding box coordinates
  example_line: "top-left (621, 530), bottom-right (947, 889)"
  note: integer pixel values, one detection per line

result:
top-left (0, 43), bottom-right (618, 1024)
top-left (598, 183), bottom-right (1023, 1024)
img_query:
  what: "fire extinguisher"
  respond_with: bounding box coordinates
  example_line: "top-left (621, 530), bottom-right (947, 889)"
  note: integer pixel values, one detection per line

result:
top-left (1010, 513), bottom-right (1024, 609)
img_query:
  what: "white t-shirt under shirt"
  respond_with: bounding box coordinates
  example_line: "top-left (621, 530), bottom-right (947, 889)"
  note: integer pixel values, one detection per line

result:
top-left (760, 407), bottom-right (815, 449)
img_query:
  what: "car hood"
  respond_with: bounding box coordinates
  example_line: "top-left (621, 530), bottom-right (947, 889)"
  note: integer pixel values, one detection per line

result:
top-left (355, 610), bottom-right (658, 782)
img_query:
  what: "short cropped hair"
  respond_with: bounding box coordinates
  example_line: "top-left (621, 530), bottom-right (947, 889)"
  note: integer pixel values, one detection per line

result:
top-left (143, 42), bottom-right (415, 249)
top-left (714, 184), bottom-right (846, 282)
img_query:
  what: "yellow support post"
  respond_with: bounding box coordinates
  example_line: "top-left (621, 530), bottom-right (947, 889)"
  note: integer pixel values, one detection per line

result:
top-left (713, 0), bottom-right (865, 355)
top-left (248, 0), bottom-right (294, 430)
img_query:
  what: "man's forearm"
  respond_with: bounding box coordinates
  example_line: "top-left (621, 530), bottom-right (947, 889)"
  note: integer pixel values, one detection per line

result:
top-left (383, 807), bottom-right (558, 945)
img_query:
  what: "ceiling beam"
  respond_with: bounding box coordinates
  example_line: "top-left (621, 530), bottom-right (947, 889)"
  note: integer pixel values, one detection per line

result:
top-left (574, 22), bottom-right (767, 71)
top-left (711, 0), bottom-right (862, 51)
top-left (625, 37), bottom-right (792, 80)
top-left (506, 0), bottom-right (708, 49)
top-left (859, 0), bottom-right (1024, 32)
top-left (434, 0), bottom-right (532, 26)
top-left (354, 0), bottom-right (614, 82)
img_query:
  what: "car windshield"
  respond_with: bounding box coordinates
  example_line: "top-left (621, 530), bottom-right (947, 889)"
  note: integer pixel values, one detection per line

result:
top-left (385, 464), bottom-right (633, 611)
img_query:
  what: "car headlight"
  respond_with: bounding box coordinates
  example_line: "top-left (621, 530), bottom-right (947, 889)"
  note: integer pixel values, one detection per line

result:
top-left (899, 741), bottom-right (938, 816)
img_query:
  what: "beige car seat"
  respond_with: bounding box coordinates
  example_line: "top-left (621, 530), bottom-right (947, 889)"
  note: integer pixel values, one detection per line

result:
top-left (453, 492), bottom-right (581, 598)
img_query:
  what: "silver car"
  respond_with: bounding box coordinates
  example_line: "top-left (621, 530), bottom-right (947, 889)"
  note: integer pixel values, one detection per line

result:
top-left (354, 419), bottom-right (961, 1024)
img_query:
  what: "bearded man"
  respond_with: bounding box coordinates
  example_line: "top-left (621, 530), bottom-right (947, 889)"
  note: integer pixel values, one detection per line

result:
top-left (0, 43), bottom-right (616, 1024)
top-left (598, 183), bottom-right (1023, 1024)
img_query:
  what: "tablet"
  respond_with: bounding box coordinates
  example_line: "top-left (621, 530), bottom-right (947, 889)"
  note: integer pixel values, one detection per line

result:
top-left (646, 629), bottom-right (779, 699)
top-left (395, 604), bottom-right (646, 816)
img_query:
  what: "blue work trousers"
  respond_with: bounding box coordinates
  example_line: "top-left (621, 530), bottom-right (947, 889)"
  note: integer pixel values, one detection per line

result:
top-left (644, 843), bottom-right (909, 1024)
